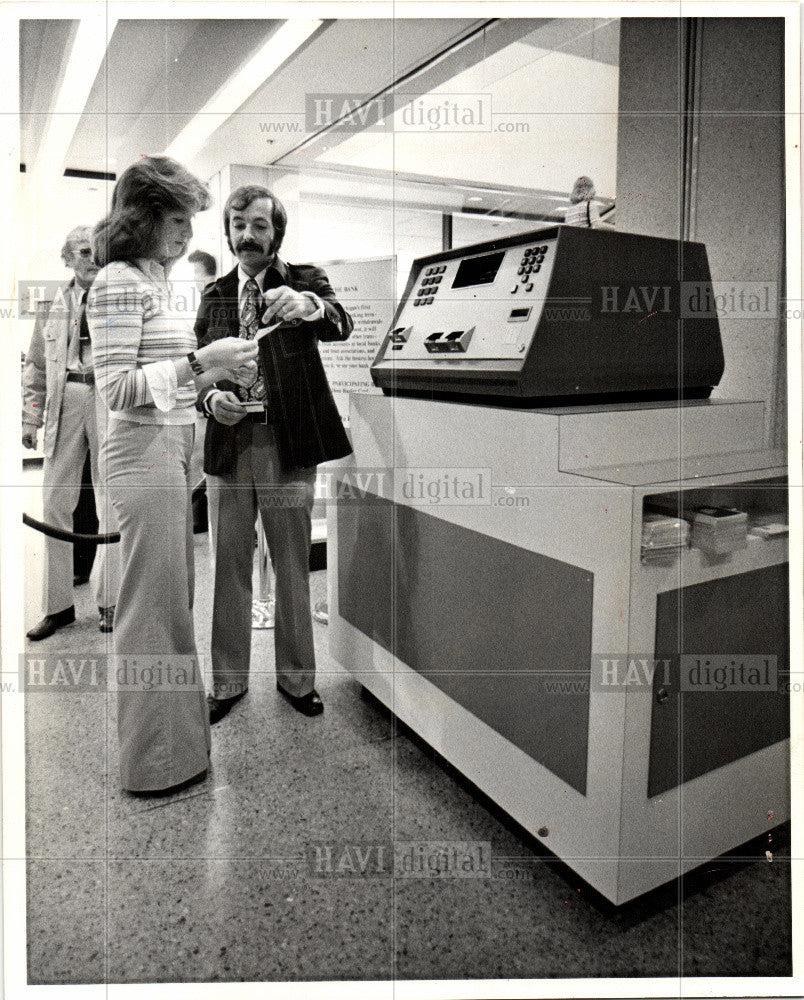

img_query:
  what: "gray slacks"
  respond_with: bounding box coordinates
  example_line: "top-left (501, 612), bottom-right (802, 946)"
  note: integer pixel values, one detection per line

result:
top-left (102, 418), bottom-right (210, 792)
top-left (207, 421), bottom-right (316, 700)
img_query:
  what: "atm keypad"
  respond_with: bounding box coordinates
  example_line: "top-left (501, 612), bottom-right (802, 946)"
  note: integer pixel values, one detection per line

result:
top-left (512, 244), bottom-right (549, 293)
top-left (415, 268), bottom-right (444, 304)
top-left (520, 245), bottom-right (548, 265)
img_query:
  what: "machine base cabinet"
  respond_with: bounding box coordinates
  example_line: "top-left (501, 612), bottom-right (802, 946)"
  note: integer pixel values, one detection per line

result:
top-left (327, 395), bottom-right (789, 904)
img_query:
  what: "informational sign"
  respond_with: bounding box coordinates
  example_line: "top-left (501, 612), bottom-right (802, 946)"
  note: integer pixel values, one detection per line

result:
top-left (314, 256), bottom-right (395, 426)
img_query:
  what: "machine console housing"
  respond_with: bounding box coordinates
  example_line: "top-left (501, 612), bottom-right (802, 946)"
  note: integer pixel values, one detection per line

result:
top-left (371, 226), bottom-right (724, 404)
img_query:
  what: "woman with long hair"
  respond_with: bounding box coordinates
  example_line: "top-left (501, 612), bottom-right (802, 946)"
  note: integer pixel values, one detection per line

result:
top-left (89, 156), bottom-right (258, 794)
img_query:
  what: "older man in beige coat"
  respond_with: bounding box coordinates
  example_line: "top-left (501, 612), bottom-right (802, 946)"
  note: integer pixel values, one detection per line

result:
top-left (22, 225), bottom-right (120, 639)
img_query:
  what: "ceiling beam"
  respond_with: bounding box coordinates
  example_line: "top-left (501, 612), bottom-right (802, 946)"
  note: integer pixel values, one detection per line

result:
top-left (274, 18), bottom-right (547, 168)
top-left (164, 19), bottom-right (323, 164)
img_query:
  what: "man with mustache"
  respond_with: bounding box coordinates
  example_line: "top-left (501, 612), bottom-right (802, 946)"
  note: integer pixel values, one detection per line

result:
top-left (23, 225), bottom-right (120, 639)
top-left (196, 186), bottom-right (353, 722)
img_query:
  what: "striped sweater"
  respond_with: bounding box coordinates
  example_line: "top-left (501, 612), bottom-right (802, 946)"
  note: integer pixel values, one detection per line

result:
top-left (87, 258), bottom-right (197, 424)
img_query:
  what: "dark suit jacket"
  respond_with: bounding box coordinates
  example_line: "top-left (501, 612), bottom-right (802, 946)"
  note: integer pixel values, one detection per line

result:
top-left (195, 259), bottom-right (354, 474)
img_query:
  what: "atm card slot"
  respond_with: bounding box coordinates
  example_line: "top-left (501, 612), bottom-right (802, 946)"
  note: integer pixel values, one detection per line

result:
top-left (424, 327), bottom-right (475, 353)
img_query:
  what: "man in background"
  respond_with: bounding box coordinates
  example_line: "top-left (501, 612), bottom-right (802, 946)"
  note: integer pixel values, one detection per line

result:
top-left (23, 225), bottom-right (120, 639)
top-left (188, 249), bottom-right (217, 297)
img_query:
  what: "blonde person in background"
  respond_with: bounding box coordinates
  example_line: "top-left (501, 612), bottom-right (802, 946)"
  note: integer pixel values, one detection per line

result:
top-left (564, 175), bottom-right (600, 228)
top-left (89, 156), bottom-right (258, 795)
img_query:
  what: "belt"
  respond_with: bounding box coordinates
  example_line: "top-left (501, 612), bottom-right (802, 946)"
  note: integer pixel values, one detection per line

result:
top-left (66, 371), bottom-right (95, 385)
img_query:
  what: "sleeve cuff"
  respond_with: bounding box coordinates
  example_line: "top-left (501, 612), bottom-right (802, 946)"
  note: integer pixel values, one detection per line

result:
top-left (301, 291), bottom-right (325, 322)
top-left (203, 389), bottom-right (222, 416)
top-left (142, 360), bottom-right (179, 412)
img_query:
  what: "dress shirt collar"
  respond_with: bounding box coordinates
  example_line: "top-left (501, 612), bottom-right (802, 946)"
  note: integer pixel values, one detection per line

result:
top-left (66, 276), bottom-right (88, 302)
top-left (237, 256), bottom-right (289, 298)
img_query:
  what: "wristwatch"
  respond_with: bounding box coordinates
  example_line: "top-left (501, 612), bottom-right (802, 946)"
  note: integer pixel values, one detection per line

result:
top-left (187, 351), bottom-right (204, 376)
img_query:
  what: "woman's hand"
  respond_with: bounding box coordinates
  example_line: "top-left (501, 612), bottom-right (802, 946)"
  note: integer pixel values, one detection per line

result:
top-left (228, 358), bottom-right (259, 388)
top-left (197, 337), bottom-right (258, 371)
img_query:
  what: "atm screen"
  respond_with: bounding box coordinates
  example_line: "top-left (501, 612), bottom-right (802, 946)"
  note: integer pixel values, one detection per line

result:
top-left (451, 251), bottom-right (505, 289)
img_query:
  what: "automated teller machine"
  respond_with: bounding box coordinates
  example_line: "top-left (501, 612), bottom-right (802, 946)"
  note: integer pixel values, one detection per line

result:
top-left (371, 225), bottom-right (724, 402)
top-left (328, 227), bottom-right (789, 904)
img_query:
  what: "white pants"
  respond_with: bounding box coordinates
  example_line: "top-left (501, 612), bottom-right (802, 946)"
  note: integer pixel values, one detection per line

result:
top-left (102, 417), bottom-right (210, 792)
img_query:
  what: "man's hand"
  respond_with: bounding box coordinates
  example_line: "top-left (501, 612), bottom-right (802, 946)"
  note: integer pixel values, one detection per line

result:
top-left (209, 391), bottom-right (248, 426)
top-left (22, 425), bottom-right (38, 450)
top-left (261, 286), bottom-right (318, 325)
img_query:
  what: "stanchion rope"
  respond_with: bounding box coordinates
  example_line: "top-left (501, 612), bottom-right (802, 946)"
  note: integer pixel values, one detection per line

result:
top-left (22, 482), bottom-right (207, 544)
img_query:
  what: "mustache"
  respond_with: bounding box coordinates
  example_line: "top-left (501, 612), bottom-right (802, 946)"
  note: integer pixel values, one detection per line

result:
top-left (236, 239), bottom-right (268, 254)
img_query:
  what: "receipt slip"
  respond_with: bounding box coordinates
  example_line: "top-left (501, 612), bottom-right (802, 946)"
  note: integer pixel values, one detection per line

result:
top-left (255, 321), bottom-right (282, 341)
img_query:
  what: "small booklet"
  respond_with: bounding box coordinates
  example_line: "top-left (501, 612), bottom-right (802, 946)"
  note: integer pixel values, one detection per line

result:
top-left (241, 400), bottom-right (266, 413)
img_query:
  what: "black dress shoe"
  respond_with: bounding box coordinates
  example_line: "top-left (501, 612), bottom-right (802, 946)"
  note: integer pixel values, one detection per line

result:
top-left (277, 685), bottom-right (324, 716)
top-left (130, 768), bottom-right (208, 798)
top-left (73, 574), bottom-right (90, 587)
top-left (207, 691), bottom-right (247, 724)
top-left (26, 606), bottom-right (76, 641)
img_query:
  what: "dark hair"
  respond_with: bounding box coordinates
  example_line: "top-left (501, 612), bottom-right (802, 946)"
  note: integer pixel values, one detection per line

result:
top-left (92, 156), bottom-right (210, 267)
top-left (187, 249), bottom-right (217, 277)
top-left (223, 185), bottom-right (287, 257)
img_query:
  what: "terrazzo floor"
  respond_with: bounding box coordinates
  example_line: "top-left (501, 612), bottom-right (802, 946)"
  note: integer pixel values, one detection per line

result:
top-left (19, 533), bottom-right (792, 987)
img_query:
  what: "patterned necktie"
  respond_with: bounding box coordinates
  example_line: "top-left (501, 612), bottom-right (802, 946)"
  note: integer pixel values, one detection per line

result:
top-left (239, 277), bottom-right (266, 403)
